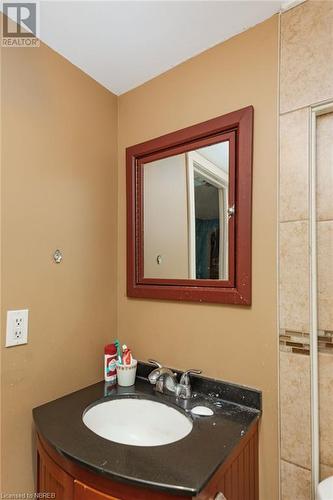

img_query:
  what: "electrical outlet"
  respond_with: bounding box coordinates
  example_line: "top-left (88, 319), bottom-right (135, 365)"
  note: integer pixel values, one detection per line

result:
top-left (6, 309), bottom-right (29, 347)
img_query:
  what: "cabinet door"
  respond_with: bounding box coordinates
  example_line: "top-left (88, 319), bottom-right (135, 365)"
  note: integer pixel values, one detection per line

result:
top-left (37, 444), bottom-right (74, 499)
top-left (74, 480), bottom-right (121, 500)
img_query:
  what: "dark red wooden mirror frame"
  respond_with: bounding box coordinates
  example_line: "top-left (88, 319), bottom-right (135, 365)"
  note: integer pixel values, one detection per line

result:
top-left (126, 106), bottom-right (253, 305)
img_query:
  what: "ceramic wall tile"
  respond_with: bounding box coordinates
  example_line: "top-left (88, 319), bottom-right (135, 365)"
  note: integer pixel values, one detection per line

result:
top-left (318, 221), bottom-right (333, 331)
top-left (280, 109), bottom-right (308, 222)
top-left (317, 112), bottom-right (333, 221)
top-left (280, 221), bottom-right (309, 332)
top-left (280, 1), bottom-right (333, 114)
top-left (280, 460), bottom-right (311, 500)
top-left (320, 463), bottom-right (333, 482)
top-left (280, 351), bottom-right (311, 469)
top-left (280, 2), bottom-right (333, 497)
top-left (319, 352), bottom-right (333, 468)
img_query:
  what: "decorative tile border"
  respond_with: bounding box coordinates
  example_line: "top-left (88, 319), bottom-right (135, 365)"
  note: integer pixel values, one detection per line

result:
top-left (279, 329), bottom-right (333, 355)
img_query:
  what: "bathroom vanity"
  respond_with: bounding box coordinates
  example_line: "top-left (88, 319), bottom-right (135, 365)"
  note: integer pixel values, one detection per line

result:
top-left (33, 363), bottom-right (261, 500)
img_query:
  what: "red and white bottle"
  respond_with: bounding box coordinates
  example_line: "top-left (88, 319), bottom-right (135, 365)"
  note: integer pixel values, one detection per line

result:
top-left (104, 343), bottom-right (117, 383)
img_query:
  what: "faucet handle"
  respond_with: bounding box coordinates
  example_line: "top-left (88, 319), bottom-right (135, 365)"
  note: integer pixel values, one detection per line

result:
top-left (147, 359), bottom-right (162, 368)
top-left (180, 369), bottom-right (202, 385)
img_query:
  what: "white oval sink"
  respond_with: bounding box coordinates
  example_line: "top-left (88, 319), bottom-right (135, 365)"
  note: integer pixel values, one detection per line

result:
top-left (83, 398), bottom-right (193, 447)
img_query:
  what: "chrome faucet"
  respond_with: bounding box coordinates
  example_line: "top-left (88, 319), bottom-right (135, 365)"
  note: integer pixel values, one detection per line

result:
top-left (148, 360), bottom-right (201, 399)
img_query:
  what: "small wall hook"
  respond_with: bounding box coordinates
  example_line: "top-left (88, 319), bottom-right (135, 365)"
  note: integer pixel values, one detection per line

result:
top-left (53, 249), bottom-right (63, 264)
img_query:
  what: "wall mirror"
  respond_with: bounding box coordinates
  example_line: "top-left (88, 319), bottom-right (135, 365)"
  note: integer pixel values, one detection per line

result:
top-left (127, 106), bottom-right (253, 304)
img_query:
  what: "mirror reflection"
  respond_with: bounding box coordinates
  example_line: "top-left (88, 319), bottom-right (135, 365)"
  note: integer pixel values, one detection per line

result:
top-left (143, 141), bottom-right (229, 280)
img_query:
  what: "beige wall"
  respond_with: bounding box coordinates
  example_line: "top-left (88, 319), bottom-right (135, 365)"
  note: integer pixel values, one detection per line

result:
top-left (118, 15), bottom-right (279, 500)
top-left (0, 41), bottom-right (118, 492)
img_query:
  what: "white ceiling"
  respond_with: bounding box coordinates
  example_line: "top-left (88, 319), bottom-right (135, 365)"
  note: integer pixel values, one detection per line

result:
top-left (14, 1), bottom-right (287, 95)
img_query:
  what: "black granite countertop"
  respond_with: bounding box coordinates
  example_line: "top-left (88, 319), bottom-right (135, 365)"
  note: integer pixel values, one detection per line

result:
top-left (33, 363), bottom-right (261, 497)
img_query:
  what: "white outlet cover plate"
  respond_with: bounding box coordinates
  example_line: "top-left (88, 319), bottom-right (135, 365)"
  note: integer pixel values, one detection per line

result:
top-left (6, 309), bottom-right (29, 347)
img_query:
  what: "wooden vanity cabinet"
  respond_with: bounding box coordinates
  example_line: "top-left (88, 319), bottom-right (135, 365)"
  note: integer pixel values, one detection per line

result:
top-left (37, 422), bottom-right (258, 500)
top-left (37, 433), bottom-right (74, 498)
top-left (74, 481), bottom-right (120, 499)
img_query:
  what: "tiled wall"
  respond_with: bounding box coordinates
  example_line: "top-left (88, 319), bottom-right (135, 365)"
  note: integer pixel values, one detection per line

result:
top-left (279, 2), bottom-right (333, 499)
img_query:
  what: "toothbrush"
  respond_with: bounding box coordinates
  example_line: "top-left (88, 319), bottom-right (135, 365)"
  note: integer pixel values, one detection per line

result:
top-left (114, 339), bottom-right (122, 364)
top-left (122, 344), bottom-right (132, 365)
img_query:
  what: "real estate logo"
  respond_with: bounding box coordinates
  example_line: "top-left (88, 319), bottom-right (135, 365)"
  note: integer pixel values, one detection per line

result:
top-left (1, 1), bottom-right (40, 47)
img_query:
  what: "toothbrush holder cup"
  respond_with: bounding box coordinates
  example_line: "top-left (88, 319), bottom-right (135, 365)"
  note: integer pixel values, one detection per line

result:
top-left (116, 359), bottom-right (138, 387)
